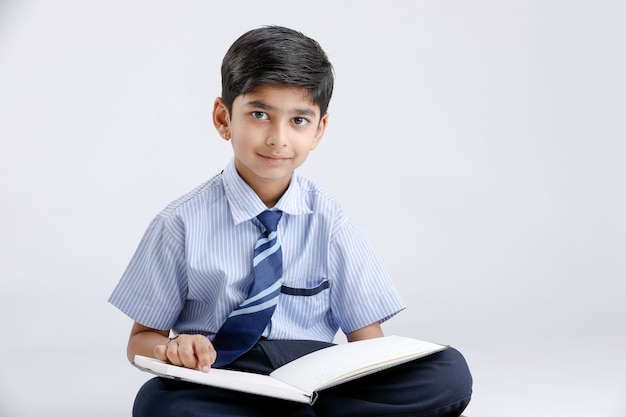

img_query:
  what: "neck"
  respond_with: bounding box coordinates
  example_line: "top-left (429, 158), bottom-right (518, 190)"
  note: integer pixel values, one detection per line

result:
top-left (232, 161), bottom-right (292, 208)
top-left (256, 187), bottom-right (285, 208)
top-left (244, 176), bottom-right (290, 208)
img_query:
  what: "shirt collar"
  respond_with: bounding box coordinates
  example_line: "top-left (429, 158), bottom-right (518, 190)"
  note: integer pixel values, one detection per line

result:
top-left (222, 158), bottom-right (313, 225)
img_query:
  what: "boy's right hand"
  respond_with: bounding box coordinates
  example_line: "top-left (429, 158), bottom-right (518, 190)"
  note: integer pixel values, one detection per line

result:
top-left (154, 334), bottom-right (217, 373)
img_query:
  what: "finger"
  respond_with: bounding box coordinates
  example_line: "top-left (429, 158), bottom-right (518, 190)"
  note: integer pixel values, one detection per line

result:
top-left (194, 339), bottom-right (217, 373)
top-left (165, 339), bottom-right (184, 366)
top-left (176, 339), bottom-right (199, 370)
top-left (154, 344), bottom-right (167, 361)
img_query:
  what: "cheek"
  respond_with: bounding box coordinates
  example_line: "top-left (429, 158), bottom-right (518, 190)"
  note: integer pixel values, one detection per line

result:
top-left (309, 137), bottom-right (322, 151)
top-left (304, 133), bottom-right (323, 151)
top-left (230, 125), bottom-right (259, 146)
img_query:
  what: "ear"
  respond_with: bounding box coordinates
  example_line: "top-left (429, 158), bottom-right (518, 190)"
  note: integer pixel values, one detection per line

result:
top-left (212, 97), bottom-right (231, 140)
top-left (310, 112), bottom-right (329, 151)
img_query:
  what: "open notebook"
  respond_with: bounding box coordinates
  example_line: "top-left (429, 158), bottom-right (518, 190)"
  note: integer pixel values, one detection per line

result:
top-left (133, 335), bottom-right (448, 404)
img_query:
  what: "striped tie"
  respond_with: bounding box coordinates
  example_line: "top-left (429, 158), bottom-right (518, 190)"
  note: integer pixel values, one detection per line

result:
top-left (212, 210), bottom-right (283, 367)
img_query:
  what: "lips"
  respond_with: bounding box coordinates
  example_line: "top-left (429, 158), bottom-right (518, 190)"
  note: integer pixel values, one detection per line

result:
top-left (260, 154), bottom-right (290, 161)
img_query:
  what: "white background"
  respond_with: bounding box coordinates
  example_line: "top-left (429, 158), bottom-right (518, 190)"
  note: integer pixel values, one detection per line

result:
top-left (1, 1), bottom-right (624, 416)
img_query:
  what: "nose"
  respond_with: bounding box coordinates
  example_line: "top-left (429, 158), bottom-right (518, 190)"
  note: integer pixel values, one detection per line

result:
top-left (266, 122), bottom-right (288, 148)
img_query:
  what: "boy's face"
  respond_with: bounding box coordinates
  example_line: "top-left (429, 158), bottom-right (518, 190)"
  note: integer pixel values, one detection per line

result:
top-left (213, 85), bottom-right (328, 202)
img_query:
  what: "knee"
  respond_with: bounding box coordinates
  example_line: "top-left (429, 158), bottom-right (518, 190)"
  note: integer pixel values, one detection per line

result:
top-left (133, 378), bottom-right (182, 417)
top-left (436, 347), bottom-right (473, 401)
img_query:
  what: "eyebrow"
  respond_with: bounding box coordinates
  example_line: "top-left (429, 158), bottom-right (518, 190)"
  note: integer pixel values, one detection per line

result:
top-left (244, 100), bottom-right (318, 118)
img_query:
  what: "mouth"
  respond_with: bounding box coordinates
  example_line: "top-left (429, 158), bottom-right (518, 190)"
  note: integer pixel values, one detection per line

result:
top-left (260, 154), bottom-right (290, 162)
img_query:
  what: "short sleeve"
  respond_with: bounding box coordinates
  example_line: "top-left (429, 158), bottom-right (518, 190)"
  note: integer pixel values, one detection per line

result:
top-left (108, 215), bottom-right (188, 330)
top-left (328, 218), bottom-right (406, 334)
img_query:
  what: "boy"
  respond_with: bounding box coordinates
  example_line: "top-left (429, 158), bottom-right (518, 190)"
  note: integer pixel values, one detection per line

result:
top-left (109, 25), bottom-right (472, 417)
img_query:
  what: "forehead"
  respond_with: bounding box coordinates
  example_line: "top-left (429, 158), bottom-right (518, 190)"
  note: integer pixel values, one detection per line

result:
top-left (235, 85), bottom-right (320, 117)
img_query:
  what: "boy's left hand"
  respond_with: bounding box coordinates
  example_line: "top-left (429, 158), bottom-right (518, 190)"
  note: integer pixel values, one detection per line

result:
top-left (154, 334), bottom-right (216, 373)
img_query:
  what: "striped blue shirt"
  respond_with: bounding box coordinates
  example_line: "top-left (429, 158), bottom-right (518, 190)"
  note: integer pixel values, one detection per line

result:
top-left (109, 159), bottom-right (405, 342)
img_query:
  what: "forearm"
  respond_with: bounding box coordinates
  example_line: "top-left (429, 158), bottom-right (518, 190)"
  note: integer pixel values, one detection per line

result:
top-left (127, 322), bottom-right (169, 362)
top-left (346, 322), bottom-right (384, 342)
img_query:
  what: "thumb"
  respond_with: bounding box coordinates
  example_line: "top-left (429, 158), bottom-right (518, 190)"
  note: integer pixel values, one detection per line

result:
top-left (154, 344), bottom-right (168, 361)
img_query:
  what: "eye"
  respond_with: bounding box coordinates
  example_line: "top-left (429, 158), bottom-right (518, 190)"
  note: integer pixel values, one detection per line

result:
top-left (293, 117), bottom-right (308, 126)
top-left (251, 111), bottom-right (268, 120)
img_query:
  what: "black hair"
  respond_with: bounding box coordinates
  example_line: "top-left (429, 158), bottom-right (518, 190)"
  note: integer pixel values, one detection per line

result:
top-left (221, 26), bottom-right (334, 117)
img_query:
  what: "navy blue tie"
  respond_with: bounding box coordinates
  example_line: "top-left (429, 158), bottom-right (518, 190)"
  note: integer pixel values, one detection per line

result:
top-left (212, 210), bottom-right (283, 367)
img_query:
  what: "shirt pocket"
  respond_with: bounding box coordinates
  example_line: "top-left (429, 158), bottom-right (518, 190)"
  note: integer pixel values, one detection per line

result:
top-left (280, 280), bottom-right (329, 296)
top-left (278, 278), bottom-right (330, 329)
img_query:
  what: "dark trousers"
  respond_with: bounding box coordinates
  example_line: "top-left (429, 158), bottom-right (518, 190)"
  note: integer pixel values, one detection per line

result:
top-left (133, 340), bottom-right (472, 417)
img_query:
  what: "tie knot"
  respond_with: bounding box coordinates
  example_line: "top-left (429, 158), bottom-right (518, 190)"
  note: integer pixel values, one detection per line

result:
top-left (257, 210), bottom-right (282, 233)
